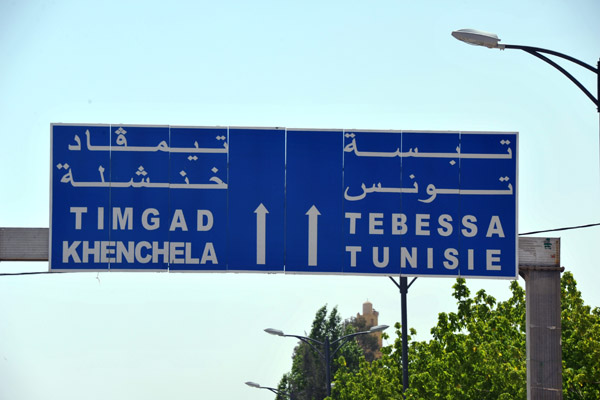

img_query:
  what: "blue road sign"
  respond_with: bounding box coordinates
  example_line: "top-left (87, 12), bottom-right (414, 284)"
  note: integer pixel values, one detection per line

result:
top-left (51, 124), bottom-right (517, 278)
top-left (228, 127), bottom-right (285, 272)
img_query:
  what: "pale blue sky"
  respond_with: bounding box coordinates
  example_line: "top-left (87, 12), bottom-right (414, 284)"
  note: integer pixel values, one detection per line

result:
top-left (1, 1), bottom-right (599, 399)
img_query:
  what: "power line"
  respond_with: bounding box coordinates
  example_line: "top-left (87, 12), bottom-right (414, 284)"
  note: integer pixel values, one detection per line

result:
top-left (0, 271), bottom-right (65, 277)
top-left (519, 222), bottom-right (600, 236)
top-left (1, 223), bottom-right (599, 276)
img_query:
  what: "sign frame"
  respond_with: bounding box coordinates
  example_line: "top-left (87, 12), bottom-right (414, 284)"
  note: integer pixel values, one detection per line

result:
top-left (50, 124), bottom-right (518, 279)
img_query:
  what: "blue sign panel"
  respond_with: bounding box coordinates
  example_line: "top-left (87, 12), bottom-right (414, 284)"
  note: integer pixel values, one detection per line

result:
top-left (227, 128), bottom-right (285, 272)
top-left (169, 126), bottom-right (229, 272)
top-left (343, 130), bottom-right (403, 275)
top-left (51, 124), bottom-right (110, 270)
top-left (109, 125), bottom-right (170, 271)
top-left (397, 131), bottom-right (461, 277)
top-left (458, 132), bottom-right (517, 277)
top-left (51, 124), bottom-right (517, 278)
top-left (286, 129), bottom-right (344, 274)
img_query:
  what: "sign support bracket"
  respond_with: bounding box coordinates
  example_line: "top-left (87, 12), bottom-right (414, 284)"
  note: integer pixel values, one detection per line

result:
top-left (389, 275), bottom-right (417, 396)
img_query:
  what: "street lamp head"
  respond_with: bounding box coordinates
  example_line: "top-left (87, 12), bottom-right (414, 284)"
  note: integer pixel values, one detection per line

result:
top-left (264, 328), bottom-right (285, 336)
top-left (369, 324), bottom-right (389, 333)
top-left (451, 29), bottom-right (504, 49)
top-left (245, 381), bottom-right (261, 388)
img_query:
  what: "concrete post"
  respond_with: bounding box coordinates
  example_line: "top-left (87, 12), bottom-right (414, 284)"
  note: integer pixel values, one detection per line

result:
top-left (519, 238), bottom-right (563, 400)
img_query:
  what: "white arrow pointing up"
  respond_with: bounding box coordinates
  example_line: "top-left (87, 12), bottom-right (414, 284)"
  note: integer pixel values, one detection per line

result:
top-left (254, 203), bottom-right (269, 265)
top-left (306, 205), bottom-right (321, 266)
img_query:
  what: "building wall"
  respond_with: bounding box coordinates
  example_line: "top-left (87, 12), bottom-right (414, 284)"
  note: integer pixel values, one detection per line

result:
top-left (356, 301), bottom-right (382, 358)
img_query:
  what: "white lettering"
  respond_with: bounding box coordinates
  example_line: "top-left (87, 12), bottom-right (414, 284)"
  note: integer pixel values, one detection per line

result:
top-left (100, 241), bottom-right (116, 263)
top-left (185, 243), bottom-right (199, 264)
top-left (401, 247), bottom-right (417, 269)
top-left (60, 240), bottom-right (210, 266)
top-left (443, 248), bottom-right (458, 270)
top-left (170, 242), bottom-right (185, 264)
top-left (372, 247), bottom-right (389, 268)
top-left (62, 241), bottom-right (81, 263)
top-left (416, 214), bottom-right (430, 236)
top-left (82, 241), bottom-right (100, 263)
top-left (200, 242), bottom-right (218, 264)
top-left (427, 247), bottom-right (434, 269)
top-left (461, 215), bottom-right (478, 237)
top-left (486, 249), bottom-right (501, 270)
top-left (169, 209), bottom-right (188, 231)
top-left (113, 207), bottom-right (133, 230)
top-left (392, 213), bottom-right (407, 235)
top-left (468, 249), bottom-right (475, 270)
top-left (346, 246), bottom-right (361, 267)
top-left (486, 216), bottom-right (505, 238)
top-left (98, 207), bottom-right (104, 230)
top-left (135, 241), bottom-right (152, 264)
top-left (369, 213), bottom-right (384, 235)
top-left (345, 213), bottom-right (361, 234)
top-left (437, 214), bottom-right (453, 236)
top-left (197, 210), bottom-right (214, 231)
top-left (142, 208), bottom-right (160, 230)
top-left (70, 207), bottom-right (87, 230)
top-left (116, 241), bottom-right (134, 263)
top-left (152, 241), bottom-right (169, 263)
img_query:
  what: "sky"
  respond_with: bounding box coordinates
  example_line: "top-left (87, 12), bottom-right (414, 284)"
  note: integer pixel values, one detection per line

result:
top-left (1, 0), bottom-right (599, 399)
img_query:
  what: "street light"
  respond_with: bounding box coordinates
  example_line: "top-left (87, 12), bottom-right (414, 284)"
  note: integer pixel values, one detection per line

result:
top-left (265, 324), bottom-right (389, 398)
top-left (451, 29), bottom-right (599, 112)
top-left (245, 381), bottom-right (291, 399)
top-left (452, 28), bottom-right (599, 399)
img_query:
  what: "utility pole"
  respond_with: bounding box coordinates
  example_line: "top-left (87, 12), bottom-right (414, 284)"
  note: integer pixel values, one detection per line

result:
top-left (519, 237), bottom-right (563, 399)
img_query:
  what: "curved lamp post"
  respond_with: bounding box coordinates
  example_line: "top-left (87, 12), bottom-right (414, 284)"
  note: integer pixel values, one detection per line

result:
top-left (452, 28), bottom-right (598, 399)
top-left (265, 324), bottom-right (389, 397)
top-left (451, 29), bottom-right (599, 112)
top-left (245, 381), bottom-right (291, 399)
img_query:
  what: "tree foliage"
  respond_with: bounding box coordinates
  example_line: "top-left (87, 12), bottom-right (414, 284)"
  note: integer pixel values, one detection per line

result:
top-left (561, 272), bottom-right (600, 399)
top-left (345, 316), bottom-right (381, 362)
top-left (276, 305), bottom-right (364, 400)
top-left (328, 272), bottom-right (600, 400)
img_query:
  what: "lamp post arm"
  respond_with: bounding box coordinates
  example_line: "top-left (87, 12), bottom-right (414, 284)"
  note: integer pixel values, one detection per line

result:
top-left (265, 387), bottom-right (281, 395)
top-left (503, 44), bottom-right (599, 110)
top-left (269, 387), bottom-right (294, 399)
top-left (504, 45), bottom-right (597, 73)
top-left (246, 382), bottom-right (293, 399)
top-left (265, 386), bottom-right (293, 399)
top-left (330, 329), bottom-right (373, 359)
top-left (283, 334), bottom-right (326, 361)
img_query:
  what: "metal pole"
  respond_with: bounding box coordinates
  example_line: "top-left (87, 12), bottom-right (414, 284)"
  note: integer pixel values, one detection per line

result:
top-left (325, 336), bottom-right (332, 398)
top-left (400, 276), bottom-right (409, 394)
top-left (389, 276), bottom-right (415, 395)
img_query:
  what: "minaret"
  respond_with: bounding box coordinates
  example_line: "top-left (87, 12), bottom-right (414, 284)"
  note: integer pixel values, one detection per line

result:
top-left (356, 300), bottom-right (383, 358)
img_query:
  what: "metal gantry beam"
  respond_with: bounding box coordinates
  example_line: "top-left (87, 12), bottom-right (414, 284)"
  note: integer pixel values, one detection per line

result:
top-left (0, 227), bottom-right (48, 261)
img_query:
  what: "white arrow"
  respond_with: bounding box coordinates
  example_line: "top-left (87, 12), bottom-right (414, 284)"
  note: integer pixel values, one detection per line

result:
top-left (306, 205), bottom-right (321, 266)
top-left (254, 203), bottom-right (269, 265)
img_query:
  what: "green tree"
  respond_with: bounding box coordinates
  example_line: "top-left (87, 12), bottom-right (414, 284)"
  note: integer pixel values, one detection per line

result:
top-left (345, 315), bottom-right (381, 362)
top-left (561, 272), bottom-right (600, 399)
top-left (331, 278), bottom-right (527, 400)
top-left (405, 279), bottom-right (527, 399)
top-left (329, 272), bottom-right (600, 400)
top-left (329, 328), bottom-right (404, 400)
top-left (276, 305), bottom-right (364, 400)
